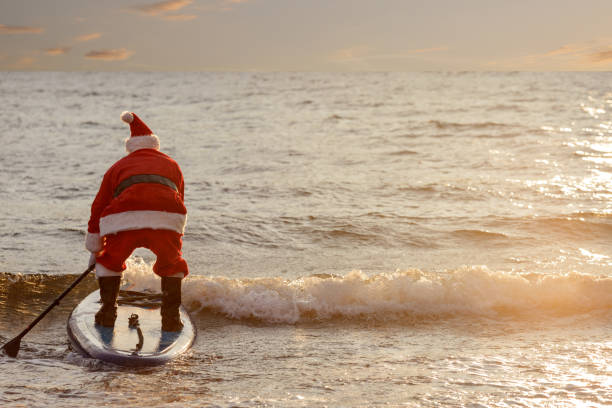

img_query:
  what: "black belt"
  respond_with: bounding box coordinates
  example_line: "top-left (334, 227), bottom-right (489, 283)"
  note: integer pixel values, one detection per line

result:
top-left (114, 174), bottom-right (178, 197)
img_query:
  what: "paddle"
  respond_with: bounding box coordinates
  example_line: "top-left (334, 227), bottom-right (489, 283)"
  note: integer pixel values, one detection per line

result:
top-left (2, 258), bottom-right (96, 358)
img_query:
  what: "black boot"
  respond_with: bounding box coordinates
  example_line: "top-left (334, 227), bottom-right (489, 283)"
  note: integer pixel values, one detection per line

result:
top-left (95, 276), bottom-right (121, 327)
top-left (161, 276), bottom-right (183, 332)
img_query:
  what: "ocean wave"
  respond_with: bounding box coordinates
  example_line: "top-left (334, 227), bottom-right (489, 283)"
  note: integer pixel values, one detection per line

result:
top-left (474, 132), bottom-right (521, 139)
top-left (428, 120), bottom-right (514, 130)
top-left (485, 104), bottom-right (525, 112)
top-left (451, 229), bottom-right (508, 240)
top-left (2, 261), bottom-right (610, 325)
top-left (310, 227), bottom-right (378, 242)
top-left (518, 215), bottom-right (612, 240)
top-left (572, 210), bottom-right (612, 218)
top-left (387, 149), bottom-right (419, 156)
top-left (79, 121), bottom-right (102, 127)
top-left (118, 260), bottom-right (612, 324)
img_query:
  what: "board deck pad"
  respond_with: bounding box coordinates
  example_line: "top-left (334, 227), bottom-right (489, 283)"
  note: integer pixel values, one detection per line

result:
top-left (67, 289), bottom-right (196, 366)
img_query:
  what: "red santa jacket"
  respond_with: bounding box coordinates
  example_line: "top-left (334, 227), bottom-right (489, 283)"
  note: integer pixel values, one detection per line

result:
top-left (85, 148), bottom-right (187, 252)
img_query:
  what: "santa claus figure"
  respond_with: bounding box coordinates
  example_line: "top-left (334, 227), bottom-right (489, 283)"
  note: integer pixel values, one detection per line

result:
top-left (85, 111), bottom-right (188, 332)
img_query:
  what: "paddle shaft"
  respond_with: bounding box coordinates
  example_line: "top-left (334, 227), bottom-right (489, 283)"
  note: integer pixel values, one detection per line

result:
top-left (2, 263), bottom-right (95, 355)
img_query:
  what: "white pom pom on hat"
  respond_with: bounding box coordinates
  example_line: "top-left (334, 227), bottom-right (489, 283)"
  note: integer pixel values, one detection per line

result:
top-left (120, 111), bottom-right (134, 124)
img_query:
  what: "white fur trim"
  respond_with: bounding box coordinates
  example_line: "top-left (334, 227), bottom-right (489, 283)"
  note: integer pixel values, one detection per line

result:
top-left (167, 271), bottom-right (186, 279)
top-left (99, 210), bottom-right (187, 236)
top-left (85, 232), bottom-right (103, 253)
top-left (121, 111), bottom-right (134, 123)
top-left (95, 263), bottom-right (123, 278)
top-left (125, 134), bottom-right (160, 153)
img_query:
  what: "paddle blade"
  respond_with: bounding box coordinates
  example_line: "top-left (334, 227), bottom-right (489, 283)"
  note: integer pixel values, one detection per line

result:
top-left (2, 336), bottom-right (21, 358)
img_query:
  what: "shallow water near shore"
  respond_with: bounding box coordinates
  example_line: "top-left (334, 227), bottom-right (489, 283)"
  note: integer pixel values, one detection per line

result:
top-left (1, 71), bottom-right (611, 407)
top-left (1, 267), bottom-right (611, 407)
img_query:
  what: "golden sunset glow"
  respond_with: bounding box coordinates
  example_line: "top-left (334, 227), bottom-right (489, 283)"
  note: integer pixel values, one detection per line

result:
top-left (1, 0), bottom-right (611, 71)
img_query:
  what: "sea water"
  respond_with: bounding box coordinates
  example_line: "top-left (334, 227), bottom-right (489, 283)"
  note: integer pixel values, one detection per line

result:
top-left (0, 72), bottom-right (610, 407)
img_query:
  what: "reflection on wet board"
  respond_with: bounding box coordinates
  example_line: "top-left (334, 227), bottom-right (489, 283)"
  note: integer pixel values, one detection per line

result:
top-left (67, 289), bottom-right (196, 367)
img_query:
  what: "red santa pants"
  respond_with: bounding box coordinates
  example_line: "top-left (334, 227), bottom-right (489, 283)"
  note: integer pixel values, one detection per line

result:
top-left (95, 229), bottom-right (188, 278)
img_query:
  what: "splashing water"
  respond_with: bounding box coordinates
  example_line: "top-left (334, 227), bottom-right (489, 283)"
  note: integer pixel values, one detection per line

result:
top-left (121, 259), bottom-right (612, 324)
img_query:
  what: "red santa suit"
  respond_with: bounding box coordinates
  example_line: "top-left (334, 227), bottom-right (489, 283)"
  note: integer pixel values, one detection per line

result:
top-left (86, 112), bottom-right (188, 278)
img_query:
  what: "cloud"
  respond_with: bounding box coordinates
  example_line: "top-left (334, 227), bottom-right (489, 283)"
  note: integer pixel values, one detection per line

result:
top-left (162, 14), bottom-right (197, 21)
top-left (590, 49), bottom-right (612, 63)
top-left (0, 24), bottom-right (44, 34)
top-left (487, 39), bottom-right (612, 70)
top-left (131, 0), bottom-right (193, 16)
top-left (537, 40), bottom-right (612, 68)
top-left (14, 56), bottom-right (37, 68)
top-left (85, 48), bottom-right (134, 61)
top-left (75, 33), bottom-right (102, 42)
top-left (45, 47), bottom-right (71, 56)
top-left (544, 44), bottom-right (590, 57)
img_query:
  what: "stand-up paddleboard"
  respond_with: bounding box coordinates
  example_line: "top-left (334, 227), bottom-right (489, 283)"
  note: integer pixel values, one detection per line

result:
top-left (67, 289), bottom-right (195, 366)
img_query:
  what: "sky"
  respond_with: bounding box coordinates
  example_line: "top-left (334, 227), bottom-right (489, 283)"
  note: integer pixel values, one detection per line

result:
top-left (1, 0), bottom-right (611, 71)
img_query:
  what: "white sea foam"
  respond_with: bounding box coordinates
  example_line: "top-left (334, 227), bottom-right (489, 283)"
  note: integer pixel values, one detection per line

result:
top-left (122, 258), bottom-right (612, 324)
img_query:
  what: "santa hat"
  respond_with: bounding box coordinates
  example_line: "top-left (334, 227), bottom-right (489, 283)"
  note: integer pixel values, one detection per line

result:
top-left (121, 111), bottom-right (160, 153)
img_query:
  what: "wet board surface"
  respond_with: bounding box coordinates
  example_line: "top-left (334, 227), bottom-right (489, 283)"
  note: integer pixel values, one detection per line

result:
top-left (67, 290), bottom-right (195, 367)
